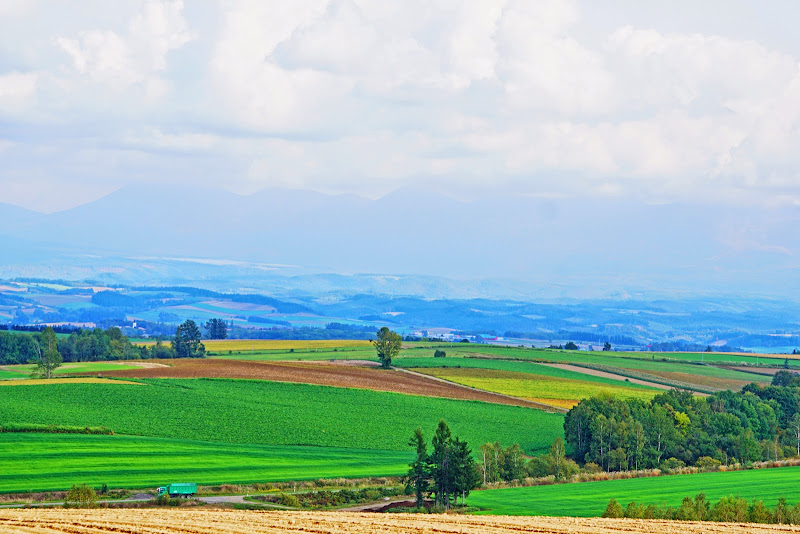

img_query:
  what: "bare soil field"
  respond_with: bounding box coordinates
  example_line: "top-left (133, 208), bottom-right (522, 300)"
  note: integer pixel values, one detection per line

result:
top-left (2, 509), bottom-right (799, 534)
top-left (92, 359), bottom-right (549, 409)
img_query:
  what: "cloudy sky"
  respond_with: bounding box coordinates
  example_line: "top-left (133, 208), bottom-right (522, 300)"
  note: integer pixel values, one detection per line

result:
top-left (2, 0), bottom-right (800, 212)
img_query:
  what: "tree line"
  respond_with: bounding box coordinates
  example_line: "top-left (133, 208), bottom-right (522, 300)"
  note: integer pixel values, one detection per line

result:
top-left (0, 318), bottom-right (228, 367)
top-left (564, 374), bottom-right (800, 472)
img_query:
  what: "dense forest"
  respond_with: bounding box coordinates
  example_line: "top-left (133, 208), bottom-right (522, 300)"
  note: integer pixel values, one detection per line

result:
top-left (564, 373), bottom-right (800, 471)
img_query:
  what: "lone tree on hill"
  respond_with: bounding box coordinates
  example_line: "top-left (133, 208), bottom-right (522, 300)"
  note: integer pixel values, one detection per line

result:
top-left (373, 327), bottom-right (401, 369)
top-left (204, 318), bottom-right (228, 340)
top-left (31, 326), bottom-right (62, 379)
top-left (173, 320), bottom-right (206, 358)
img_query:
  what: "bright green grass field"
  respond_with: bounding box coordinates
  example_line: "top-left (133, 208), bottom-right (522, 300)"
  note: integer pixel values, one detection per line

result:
top-left (2, 362), bottom-right (141, 377)
top-left (469, 467), bottom-right (800, 516)
top-left (0, 369), bottom-right (28, 379)
top-left (0, 378), bottom-right (563, 454)
top-left (0, 433), bottom-right (412, 493)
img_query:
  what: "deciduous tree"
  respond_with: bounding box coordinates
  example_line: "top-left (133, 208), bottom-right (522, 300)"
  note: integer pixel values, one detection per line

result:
top-left (373, 327), bottom-right (401, 369)
top-left (31, 326), bottom-right (62, 379)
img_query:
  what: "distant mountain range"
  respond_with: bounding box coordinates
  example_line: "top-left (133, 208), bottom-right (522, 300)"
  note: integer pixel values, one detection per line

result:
top-left (1, 185), bottom-right (800, 299)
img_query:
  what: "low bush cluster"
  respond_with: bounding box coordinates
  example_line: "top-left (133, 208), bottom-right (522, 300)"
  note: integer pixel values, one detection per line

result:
top-left (603, 493), bottom-right (800, 524)
top-left (254, 486), bottom-right (404, 509)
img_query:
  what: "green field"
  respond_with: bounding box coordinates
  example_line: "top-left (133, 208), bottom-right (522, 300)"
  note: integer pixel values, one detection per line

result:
top-left (469, 467), bottom-right (800, 516)
top-left (0, 378), bottom-right (564, 492)
top-left (0, 433), bottom-right (411, 493)
top-left (2, 362), bottom-right (142, 377)
top-left (0, 378), bottom-right (563, 453)
top-left (0, 368), bottom-right (28, 379)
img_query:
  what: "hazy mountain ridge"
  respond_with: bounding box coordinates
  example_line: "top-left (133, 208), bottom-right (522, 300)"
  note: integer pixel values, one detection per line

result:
top-left (2, 185), bottom-right (800, 298)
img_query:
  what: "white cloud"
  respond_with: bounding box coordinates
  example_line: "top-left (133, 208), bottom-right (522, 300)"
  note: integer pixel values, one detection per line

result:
top-left (55, 0), bottom-right (193, 93)
top-left (3, 1), bottom-right (800, 209)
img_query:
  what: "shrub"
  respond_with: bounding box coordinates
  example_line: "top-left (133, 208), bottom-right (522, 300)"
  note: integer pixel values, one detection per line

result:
top-left (602, 499), bottom-right (624, 518)
top-left (675, 496), bottom-right (698, 520)
top-left (624, 500), bottom-right (645, 519)
top-left (749, 500), bottom-right (773, 523)
top-left (711, 495), bottom-right (749, 522)
top-left (583, 462), bottom-right (602, 474)
top-left (434, 349), bottom-right (446, 358)
top-left (64, 483), bottom-right (97, 509)
top-left (775, 498), bottom-right (789, 524)
top-left (278, 493), bottom-right (300, 507)
top-left (659, 457), bottom-right (685, 474)
top-left (696, 456), bottom-right (721, 470)
top-left (642, 504), bottom-right (661, 519)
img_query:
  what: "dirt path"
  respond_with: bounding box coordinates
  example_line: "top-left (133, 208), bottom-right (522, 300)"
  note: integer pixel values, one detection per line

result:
top-left (111, 361), bottom-right (170, 368)
top-left (540, 363), bottom-right (676, 390)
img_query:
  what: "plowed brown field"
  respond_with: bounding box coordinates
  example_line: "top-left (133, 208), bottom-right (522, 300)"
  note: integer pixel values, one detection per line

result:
top-left (88, 359), bottom-right (553, 409)
top-left (2, 509), bottom-right (798, 534)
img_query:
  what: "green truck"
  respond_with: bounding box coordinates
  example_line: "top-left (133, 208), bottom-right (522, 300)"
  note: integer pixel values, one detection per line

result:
top-left (157, 483), bottom-right (197, 498)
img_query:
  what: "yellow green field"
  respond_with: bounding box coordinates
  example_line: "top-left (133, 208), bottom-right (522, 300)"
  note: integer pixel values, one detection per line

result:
top-left (415, 368), bottom-right (659, 408)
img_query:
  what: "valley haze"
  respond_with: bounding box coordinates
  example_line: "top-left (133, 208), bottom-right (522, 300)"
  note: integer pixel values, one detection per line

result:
top-left (1, 186), bottom-right (798, 353)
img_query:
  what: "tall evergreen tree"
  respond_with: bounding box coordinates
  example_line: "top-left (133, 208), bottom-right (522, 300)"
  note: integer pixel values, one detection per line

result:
top-left (204, 318), bottom-right (228, 340)
top-left (173, 320), bottom-right (205, 358)
top-left (431, 420), bottom-right (453, 508)
top-left (451, 437), bottom-right (479, 505)
top-left (405, 427), bottom-right (430, 507)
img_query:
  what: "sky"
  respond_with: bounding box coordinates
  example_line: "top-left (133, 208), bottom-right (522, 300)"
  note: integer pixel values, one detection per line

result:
top-left (1, 0), bottom-right (800, 213)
